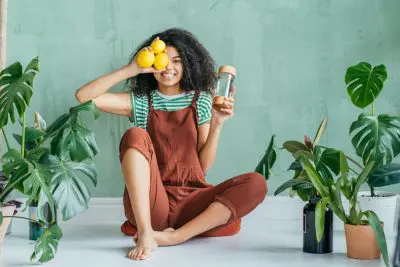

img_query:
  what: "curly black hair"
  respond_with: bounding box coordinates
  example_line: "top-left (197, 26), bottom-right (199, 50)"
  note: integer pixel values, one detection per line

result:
top-left (127, 28), bottom-right (216, 96)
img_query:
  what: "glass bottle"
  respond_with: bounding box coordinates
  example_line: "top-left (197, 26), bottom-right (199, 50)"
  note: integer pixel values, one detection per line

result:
top-left (213, 65), bottom-right (236, 110)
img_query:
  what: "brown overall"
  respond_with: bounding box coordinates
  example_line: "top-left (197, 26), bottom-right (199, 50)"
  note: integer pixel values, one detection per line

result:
top-left (120, 91), bottom-right (267, 237)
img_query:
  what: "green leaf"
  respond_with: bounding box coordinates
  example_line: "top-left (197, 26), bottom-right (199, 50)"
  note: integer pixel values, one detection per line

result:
top-left (255, 135), bottom-right (277, 180)
top-left (45, 113), bottom-right (70, 138)
top-left (0, 210), bottom-right (3, 225)
top-left (23, 162), bottom-right (56, 223)
top-left (368, 163), bottom-right (400, 187)
top-left (352, 161), bottom-right (375, 201)
top-left (288, 160), bottom-right (302, 171)
top-left (350, 113), bottom-right (400, 165)
top-left (296, 187), bottom-right (315, 202)
top-left (16, 127), bottom-right (46, 143)
top-left (42, 155), bottom-right (97, 221)
top-left (363, 210), bottom-right (389, 267)
top-left (345, 62), bottom-right (387, 109)
top-left (0, 58), bottom-right (39, 128)
top-left (299, 154), bottom-right (329, 197)
top-left (274, 179), bottom-right (313, 196)
top-left (313, 117), bottom-right (328, 146)
top-left (51, 115), bottom-right (99, 162)
top-left (316, 148), bottom-right (341, 176)
top-left (31, 224), bottom-right (63, 264)
top-left (26, 147), bottom-right (50, 162)
top-left (283, 141), bottom-right (309, 154)
top-left (69, 100), bottom-right (100, 120)
top-left (315, 197), bottom-right (329, 242)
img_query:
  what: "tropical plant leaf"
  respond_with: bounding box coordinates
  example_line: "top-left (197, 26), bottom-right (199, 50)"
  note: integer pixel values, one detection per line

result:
top-left (313, 117), bottom-right (328, 146)
top-left (316, 148), bottom-right (341, 176)
top-left (283, 141), bottom-right (309, 154)
top-left (288, 160), bottom-right (302, 171)
top-left (351, 161), bottom-right (375, 203)
top-left (50, 103), bottom-right (99, 162)
top-left (0, 57), bottom-right (39, 128)
top-left (296, 187), bottom-right (315, 202)
top-left (26, 147), bottom-right (50, 162)
top-left (31, 224), bottom-right (63, 264)
top-left (299, 154), bottom-right (329, 197)
top-left (42, 155), bottom-right (97, 221)
top-left (368, 163), bottom-right (400, 187)
top-left (69, 100), bottom-right (100, 120)
top-left (345, 62), bottom-right (387, 109)
top-left (0, 210), bottom-right (3, 225)
top-left (350, 113), bottom-right (400, 166)
top-left (255, 135), bottom-right (277, 180)
top-left (22, 162), bottom-right (56, 223)
top-left (274, 179), bottom-right (313, 196)
top-left (315, 197), bottom-right (329, 242)
top-left (363, 210), bottom-right (389, 267)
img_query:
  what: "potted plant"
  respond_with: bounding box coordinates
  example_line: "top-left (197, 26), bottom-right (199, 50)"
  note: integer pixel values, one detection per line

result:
top-left (272, 118), bottom-right (339, 254)
top-left (344, 62), bottom-right (400, 232)
top-left (299, 151), bottom-right (390, 267)
top-left (0, 57), bottom-right (100, 263)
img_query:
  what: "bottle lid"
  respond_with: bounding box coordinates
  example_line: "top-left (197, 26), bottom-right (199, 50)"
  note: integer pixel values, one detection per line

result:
top-left (218, 65), bottom-right (236, 78)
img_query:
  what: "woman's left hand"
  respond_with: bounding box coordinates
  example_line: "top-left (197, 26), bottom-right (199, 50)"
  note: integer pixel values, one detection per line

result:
top-left (211, 97), bottom-right (235, 125)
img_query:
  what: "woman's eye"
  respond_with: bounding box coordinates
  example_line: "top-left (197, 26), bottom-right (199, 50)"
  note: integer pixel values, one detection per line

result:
top-left (173, 59), bottom-right (181, 64)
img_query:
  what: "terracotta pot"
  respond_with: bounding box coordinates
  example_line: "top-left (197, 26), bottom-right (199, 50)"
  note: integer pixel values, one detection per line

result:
top-left (344, 223), bottom-right (382, 260)
top-left (0, 205), bottom-right (16, 254)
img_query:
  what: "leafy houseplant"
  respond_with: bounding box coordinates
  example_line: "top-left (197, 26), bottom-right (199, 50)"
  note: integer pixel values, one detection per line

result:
top-left (271, 118), bottom-right (340, 254)
top-left (0, 57), bottom-right (100, 263)
top-left (345, 62), bottom-right (400, 195)
top-left (299, 152), bottom-right (389, 267)
top-left (344, 62), bottom-right (400, 231)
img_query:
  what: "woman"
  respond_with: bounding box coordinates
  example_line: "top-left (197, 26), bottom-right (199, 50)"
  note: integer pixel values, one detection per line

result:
top-left (75, 28), bottom-right (267, 261)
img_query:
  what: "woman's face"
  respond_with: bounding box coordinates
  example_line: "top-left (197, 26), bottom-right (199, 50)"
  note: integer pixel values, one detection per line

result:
top-left (154, 46), bottom-right (183, 87)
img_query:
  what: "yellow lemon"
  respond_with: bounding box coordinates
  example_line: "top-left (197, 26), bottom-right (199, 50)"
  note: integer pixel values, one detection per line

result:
top-left (136, 48), bottom-right (155, 68)
top-left (153, 53), bottom-right (169, 70)
top-left (151, 38), bottom-right (166, 54)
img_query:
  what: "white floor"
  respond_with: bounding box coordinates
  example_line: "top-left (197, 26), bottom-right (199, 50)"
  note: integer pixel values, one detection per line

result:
top-left (1, 198), bottom-right (397, 267)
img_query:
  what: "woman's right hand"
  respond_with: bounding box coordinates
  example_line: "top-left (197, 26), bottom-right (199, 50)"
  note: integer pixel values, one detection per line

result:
top-left (124, 46), bottom-right (165, 77)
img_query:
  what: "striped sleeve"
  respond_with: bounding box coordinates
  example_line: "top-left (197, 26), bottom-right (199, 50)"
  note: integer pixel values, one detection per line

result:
top-left (130, 93), bottom-right (148, 129)
top-left (197, 92), bottom-right (212, 126)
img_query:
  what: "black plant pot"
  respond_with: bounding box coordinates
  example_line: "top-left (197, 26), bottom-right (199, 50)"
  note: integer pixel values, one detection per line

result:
top-left (303, 197), bottom-right (333, 254)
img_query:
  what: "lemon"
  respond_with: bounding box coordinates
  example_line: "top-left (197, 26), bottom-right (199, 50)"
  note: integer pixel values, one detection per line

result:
top-left (153, 53), bottom-right (169, 70)
top-left (151, 38), bottom-right (166, 54)
top-left (136, 48), bottom-right (155, 68)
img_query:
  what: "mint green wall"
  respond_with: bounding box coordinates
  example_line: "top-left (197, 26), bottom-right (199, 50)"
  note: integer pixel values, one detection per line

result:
top-left (5, 0), bottom-right (400, 197)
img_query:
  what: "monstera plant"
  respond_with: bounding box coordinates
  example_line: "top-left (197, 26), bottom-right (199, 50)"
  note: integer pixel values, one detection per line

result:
top-left (345, 62), bottom-right (400, 196)
top-left (0, 57), bottom-right (99, 263)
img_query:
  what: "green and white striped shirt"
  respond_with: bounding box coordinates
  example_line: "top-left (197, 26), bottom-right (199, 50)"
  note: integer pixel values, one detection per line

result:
top-left (130, 90), bottom-right (213, 129)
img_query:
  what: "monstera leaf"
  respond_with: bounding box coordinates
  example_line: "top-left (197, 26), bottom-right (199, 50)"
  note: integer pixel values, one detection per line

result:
top-left (255, 135), bottom-right (277, 179)
top-left (42, 154), bottom-right (98, 221)
top-left (31, 224), bottom-right (63, 264)
top-left (345, 62), bottom-right (387, 109)
top-left (368, 163), bottom-right (400, 187)
top-left (350, 113), bottom-right (400, 166)
top-left (49, 101), bottom-right (100, 162)
top-left (0, 57), bottom-right (39, 128)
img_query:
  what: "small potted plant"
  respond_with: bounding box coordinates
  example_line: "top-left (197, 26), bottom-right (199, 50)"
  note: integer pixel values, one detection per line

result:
top-left (299, 151), bottom-right (390, 267)
top-left (272, 118), bottom-right (339, 254)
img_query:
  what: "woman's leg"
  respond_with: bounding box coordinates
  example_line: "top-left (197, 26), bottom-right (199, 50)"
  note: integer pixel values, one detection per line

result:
top-left (153, 172), bottom-right (267, 246)
top-left (120, 128), bottom-right (169, 260)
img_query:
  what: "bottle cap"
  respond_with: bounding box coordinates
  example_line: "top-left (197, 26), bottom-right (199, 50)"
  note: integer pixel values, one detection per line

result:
top-left (218, 65), bottom-right (236, 78)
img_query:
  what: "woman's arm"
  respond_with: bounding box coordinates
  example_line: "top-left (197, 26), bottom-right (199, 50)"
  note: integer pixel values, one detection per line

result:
top-left (75, 47), bottom-right (162, 117)
top-left (198, 97), bottom-right (234, 174)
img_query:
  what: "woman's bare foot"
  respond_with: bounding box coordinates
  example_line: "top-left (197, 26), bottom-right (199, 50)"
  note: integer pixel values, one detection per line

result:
top-left (128, 231), bottom-right (158, 261)
top-left (153, 228), bottom-right (185, 246)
